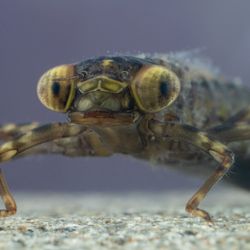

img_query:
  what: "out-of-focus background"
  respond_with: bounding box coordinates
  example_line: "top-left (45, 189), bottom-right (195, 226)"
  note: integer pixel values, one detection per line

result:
top-left (0, 0), bottom-right (250, 192)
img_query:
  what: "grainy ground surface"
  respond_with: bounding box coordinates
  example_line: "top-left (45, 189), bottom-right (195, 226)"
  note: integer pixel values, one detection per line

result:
top-left (0, 189), bottom-right (249, 250)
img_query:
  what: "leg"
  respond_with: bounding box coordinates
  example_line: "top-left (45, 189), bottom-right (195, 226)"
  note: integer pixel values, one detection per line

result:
top-left (210, 122), bottom-right (250, 142)
top-left (148, 120), bottom-right (234, 222)
top-left (0, 123), bottom-right (84, 217)
top-left (0, 122), bottom-right (39, 141)
top-left (0, 123), bottom-right (87, 163)
top-left (0, 169), bottom-right (16, 217)
top-left (208, 107), bottom-right (250, 142)
top-left (207, 107), bottom-right (250, 189)
top-left (0, 123), bottom-right (114, 217)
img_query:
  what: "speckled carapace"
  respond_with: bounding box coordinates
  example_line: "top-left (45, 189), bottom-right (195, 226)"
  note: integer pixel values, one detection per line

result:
top-left (0, 53), bottom-right (250, 222)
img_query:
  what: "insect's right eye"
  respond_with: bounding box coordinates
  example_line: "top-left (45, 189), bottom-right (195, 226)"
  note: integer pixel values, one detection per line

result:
top-left (37, 64), bottom-right (76, 112)
top-left (130, 65), bottom-right (181, 113)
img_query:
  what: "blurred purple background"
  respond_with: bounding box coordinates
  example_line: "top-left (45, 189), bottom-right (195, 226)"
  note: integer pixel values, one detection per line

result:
top-left (1, 0), bottom-right (250, 191)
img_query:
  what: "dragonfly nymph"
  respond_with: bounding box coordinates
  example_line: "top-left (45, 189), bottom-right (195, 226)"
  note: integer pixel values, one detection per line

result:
top-left (0, 53), bottom-right (250, 222)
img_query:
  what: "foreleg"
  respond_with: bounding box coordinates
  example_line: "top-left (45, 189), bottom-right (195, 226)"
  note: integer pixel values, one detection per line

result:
top-left (0, 169), bottom-right (16, 217)
top-left (0, 123), bottom-right (39, 141)
top-left (148, 120), bottom-right (234, 222)
top-left (0, 123), bottom-right (88, 163)
top-left (0, 122), bottom-right (114, 217)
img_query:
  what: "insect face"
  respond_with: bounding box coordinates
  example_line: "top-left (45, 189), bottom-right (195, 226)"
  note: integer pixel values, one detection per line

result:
top-left (37, 57), bottom-right (181, 117)
top-left (37, 64), bottom-right (76, 112)
top-left (131, 65), bottom-right (181, 113)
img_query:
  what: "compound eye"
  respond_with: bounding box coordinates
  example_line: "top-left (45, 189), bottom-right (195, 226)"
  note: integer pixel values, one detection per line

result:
top-left (131, 65), bottom-right (181, 113)
top-left (37, 64), bottom-right (76, 112)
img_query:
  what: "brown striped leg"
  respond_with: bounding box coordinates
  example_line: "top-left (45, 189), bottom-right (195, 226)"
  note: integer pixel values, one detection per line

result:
top-left (0, 123), bottom-right (85, 217)
top-left (0, 169), bottom-right (16, 217)
top-left (208, 108), bottom-right (250, 142)
top-left (0, 123), bottom-right (114, 217)
top-left (0, 123), bottom-right (87, 163)
top-left (0, 122), bottom-right (39, 141)
top-left (148, 120), bottom-right (234, 222)
top-left (185, 156), bottom-right (232, 223)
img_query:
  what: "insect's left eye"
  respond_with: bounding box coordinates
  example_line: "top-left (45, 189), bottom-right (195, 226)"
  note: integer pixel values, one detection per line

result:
top-left (130, 65), bottom-right (181, 113)
top-left (37, 64), bottom-right (76, 112)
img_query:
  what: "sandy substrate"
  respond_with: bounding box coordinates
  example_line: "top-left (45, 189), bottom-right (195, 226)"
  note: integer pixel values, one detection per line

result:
top-left (0, 189), bottom-right (249, 250)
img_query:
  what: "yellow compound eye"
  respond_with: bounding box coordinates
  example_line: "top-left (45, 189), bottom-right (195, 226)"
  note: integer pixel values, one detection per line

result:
top-left (37, 64), bottom-right (76, 112)
top-left (131, 65), bottom-right (181, 113)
